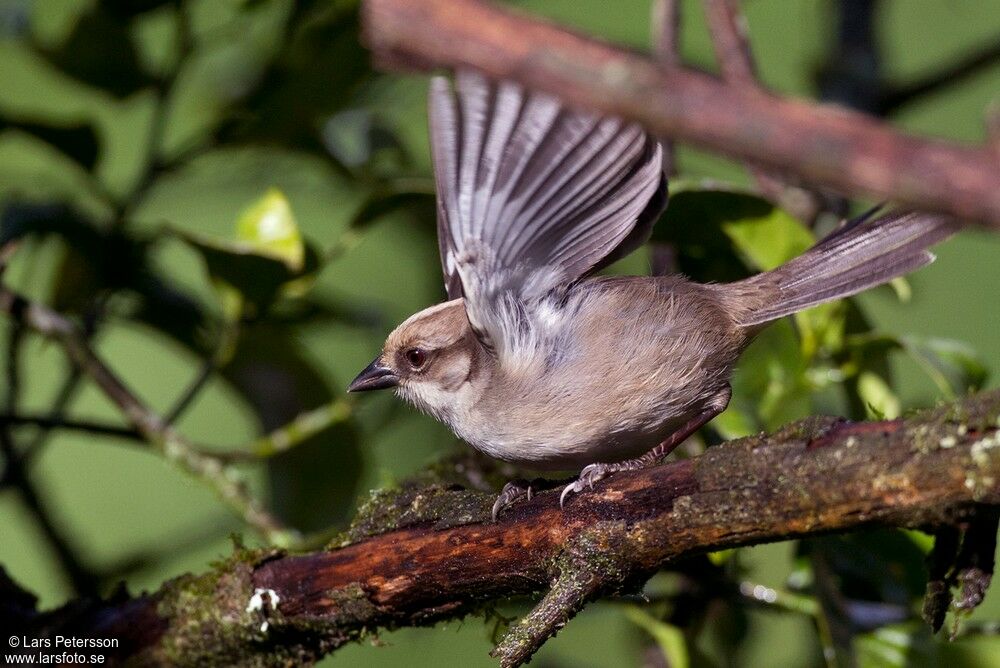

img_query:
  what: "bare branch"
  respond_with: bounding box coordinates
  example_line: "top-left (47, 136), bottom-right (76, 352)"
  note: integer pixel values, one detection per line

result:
top-left (702, 0), bottom-right (755, 84)
top-left (651, 0), bottom-right (681, 176)
top-left (651, 0), bottom-right (681, 68)
top-left (164, 357), bottom-right (215, 426)
top-left (701, 0), bottom-right (825, 221)
top-left (362, 0), bottom-right (1000, 227)
top-left (988, 103), bottom-right (1000, 163)
top-left (164, 322), bottom-right (240, 427)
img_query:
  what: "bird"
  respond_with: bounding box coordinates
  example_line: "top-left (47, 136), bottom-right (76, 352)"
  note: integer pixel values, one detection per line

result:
top-left (348, 70), bottom-right (957, 520)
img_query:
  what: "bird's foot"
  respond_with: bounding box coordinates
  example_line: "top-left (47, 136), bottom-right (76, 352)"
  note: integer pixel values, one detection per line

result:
top-left (491, 479), bottom-right (535, 521)
top-left (559, 460), bottom-right (641, 507)
top-left (559, 388), bottom-right (733, 508)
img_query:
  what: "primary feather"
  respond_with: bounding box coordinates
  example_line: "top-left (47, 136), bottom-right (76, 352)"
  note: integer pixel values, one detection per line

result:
top-left (429, 71), bottom-right (665, 363)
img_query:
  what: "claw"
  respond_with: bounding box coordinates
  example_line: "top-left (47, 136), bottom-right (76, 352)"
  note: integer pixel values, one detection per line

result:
top-left (490, 496), bottom-right (506, 523)
top-left (492, 479), bottom-right (533, 521)
top-left (559, 481), bottom-right (581, 508)
top-left (560, 463), bottom-right (617, 508)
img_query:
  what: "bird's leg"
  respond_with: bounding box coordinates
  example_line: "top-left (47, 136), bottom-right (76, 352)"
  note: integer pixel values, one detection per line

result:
top-left (492, 478), bottom-right (535, 521)
top-left (560, 386), bottom-right (731, 507)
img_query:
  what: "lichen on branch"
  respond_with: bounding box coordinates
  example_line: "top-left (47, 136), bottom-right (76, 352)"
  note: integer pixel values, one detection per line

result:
top-left (9, 390), bottom-right (1000, 667)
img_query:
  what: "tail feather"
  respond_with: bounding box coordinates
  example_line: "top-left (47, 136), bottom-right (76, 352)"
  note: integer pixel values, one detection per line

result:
top-left (733, 211), bottom-right (957, 328)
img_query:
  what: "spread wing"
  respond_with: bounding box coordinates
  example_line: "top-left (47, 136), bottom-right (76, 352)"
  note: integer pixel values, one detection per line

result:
top-left (429, 71), bottom-right (665, 364)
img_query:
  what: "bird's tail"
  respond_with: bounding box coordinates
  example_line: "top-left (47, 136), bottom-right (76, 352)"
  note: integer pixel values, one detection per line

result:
top-left (728, 210), bottom-right (958, 328)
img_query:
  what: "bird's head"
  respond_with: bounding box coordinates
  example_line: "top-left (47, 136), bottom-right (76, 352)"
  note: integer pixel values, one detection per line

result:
top-left (348, 299), bottom-right (483, 420)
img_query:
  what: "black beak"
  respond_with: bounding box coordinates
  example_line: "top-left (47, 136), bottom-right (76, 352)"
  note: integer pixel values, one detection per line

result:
top-left (348, 357), bottom-right (399, 392)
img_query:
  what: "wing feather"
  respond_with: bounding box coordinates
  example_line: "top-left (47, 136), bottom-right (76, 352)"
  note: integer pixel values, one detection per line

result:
top-left (429, 71), bottom-right (665, 362)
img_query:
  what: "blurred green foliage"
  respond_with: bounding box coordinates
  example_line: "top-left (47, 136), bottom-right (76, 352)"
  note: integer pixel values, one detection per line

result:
top-left (1, 0), bottom-right (999, 666)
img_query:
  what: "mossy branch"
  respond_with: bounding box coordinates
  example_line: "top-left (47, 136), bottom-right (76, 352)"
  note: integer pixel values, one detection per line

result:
top-left (9, 390), bottom-right (1000, 667)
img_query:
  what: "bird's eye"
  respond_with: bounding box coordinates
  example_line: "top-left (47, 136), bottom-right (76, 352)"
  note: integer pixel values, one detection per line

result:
top-left (405, 348), bottom-right (427, 369)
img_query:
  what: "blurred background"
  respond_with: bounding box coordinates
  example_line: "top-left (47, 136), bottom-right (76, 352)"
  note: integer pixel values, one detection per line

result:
top-left (1, 0), bottom-right (999, 665)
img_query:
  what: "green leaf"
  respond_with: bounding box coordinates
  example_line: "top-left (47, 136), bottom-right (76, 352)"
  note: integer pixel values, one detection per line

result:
top-left (168, 189), bottom-right (324, 320)
top-left (0, 119), bottom-right (100, 171)
top-left (169, 226), bottom-right (294, 320)
top-left (806, 532), bottom-right (930, 613)
top-left (730, 320), bottom-right (812, 430)
top-left (707, 549), bottom-right (735, 566)
top-left (901, 529), bottom-right (935, 554)
top-left (223, 326), bottom-right (364, 531)
top-left (321, 108), bottom-right (407, 172)
top-left (279, 240), bottom-right (324, 300)
top-left (49, 244), bottom-right (103, 313)
top-left (234, 189), bottom-right (305, 271)
top-left (888, 276), bottom-right (913, 303)
top-left (37, 4), bottom-right (153, 98)
top-left (626, 606), bottom-right (689, 668)
top-left (654, 184), bottom-right (813, 281)
top-left (857, 371), bottom-right (901, 419)
top-left (335, 180), bottom-right (436, 265)
top-left (349, 177), bottom-right (436, 231)
top-left (709, 189), bottom-right (849, 361)
top-left (217, 2), bottom-right (372, 159)
top-left (857, 623), bottom-right (940, 668)
top-left (720, 207), bottom-right (814, 271)
top-left (899, 336), bottom-right (988, 398)
top-left (794, 301), bottom-right (845, 363)
top-left (847, 333), bottom-right (988, 399)
top-left (652, 185), bottom-right (757, 283)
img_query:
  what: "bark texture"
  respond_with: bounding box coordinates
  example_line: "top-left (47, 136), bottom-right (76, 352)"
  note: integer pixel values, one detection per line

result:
top-left (362, 0), bottom-right (1000, 227)
top-left (9, 390), bottom-right (1000, 667)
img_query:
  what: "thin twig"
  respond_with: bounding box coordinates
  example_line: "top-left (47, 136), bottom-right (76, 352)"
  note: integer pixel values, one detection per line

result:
top-left (20, 289), bottom-right (108, 466)
top-left (878, 37), bottom-right (1000, 115)
top-left (0, 413), bottom-right (141, 440)
top-left (738, 580), bottom-right (820, 616)
top-left (702, 0), bottom-right (756, 84)
top-left (2, 324), bottom-right (99, 596)
top-left (164, 358), bottom-right (215, 425)
top-left (112, 1), bottom-right (194, 227)
top-left (163, 323), bottom-right (238, 426)
top-left (492, 565), bottom-right (604, 667)
top-left (21, 366), bottom-right (84, 464)
top-left (0, 429), bottom-right (100, 596)
top-left (0, 241), bottom-right (18, 272)
top-left (0, 285), bottom-right (298, 546)
top-left (204, 399), bottom-right (355, 464)
top-left (651, 0), bottom-right (682, 68)
top-left (987, 103), bottom-right (1000, 164)
top-left (246, 399), bottom-right (353, 459)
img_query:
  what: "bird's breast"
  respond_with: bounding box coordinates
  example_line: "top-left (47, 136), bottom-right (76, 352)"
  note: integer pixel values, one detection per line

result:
top-left (452, 277), bottom-right (741, 469)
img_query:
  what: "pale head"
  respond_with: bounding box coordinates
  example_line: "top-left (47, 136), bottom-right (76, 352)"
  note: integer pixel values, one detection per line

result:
top-left (348, 299), bottom-right (483, 421)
